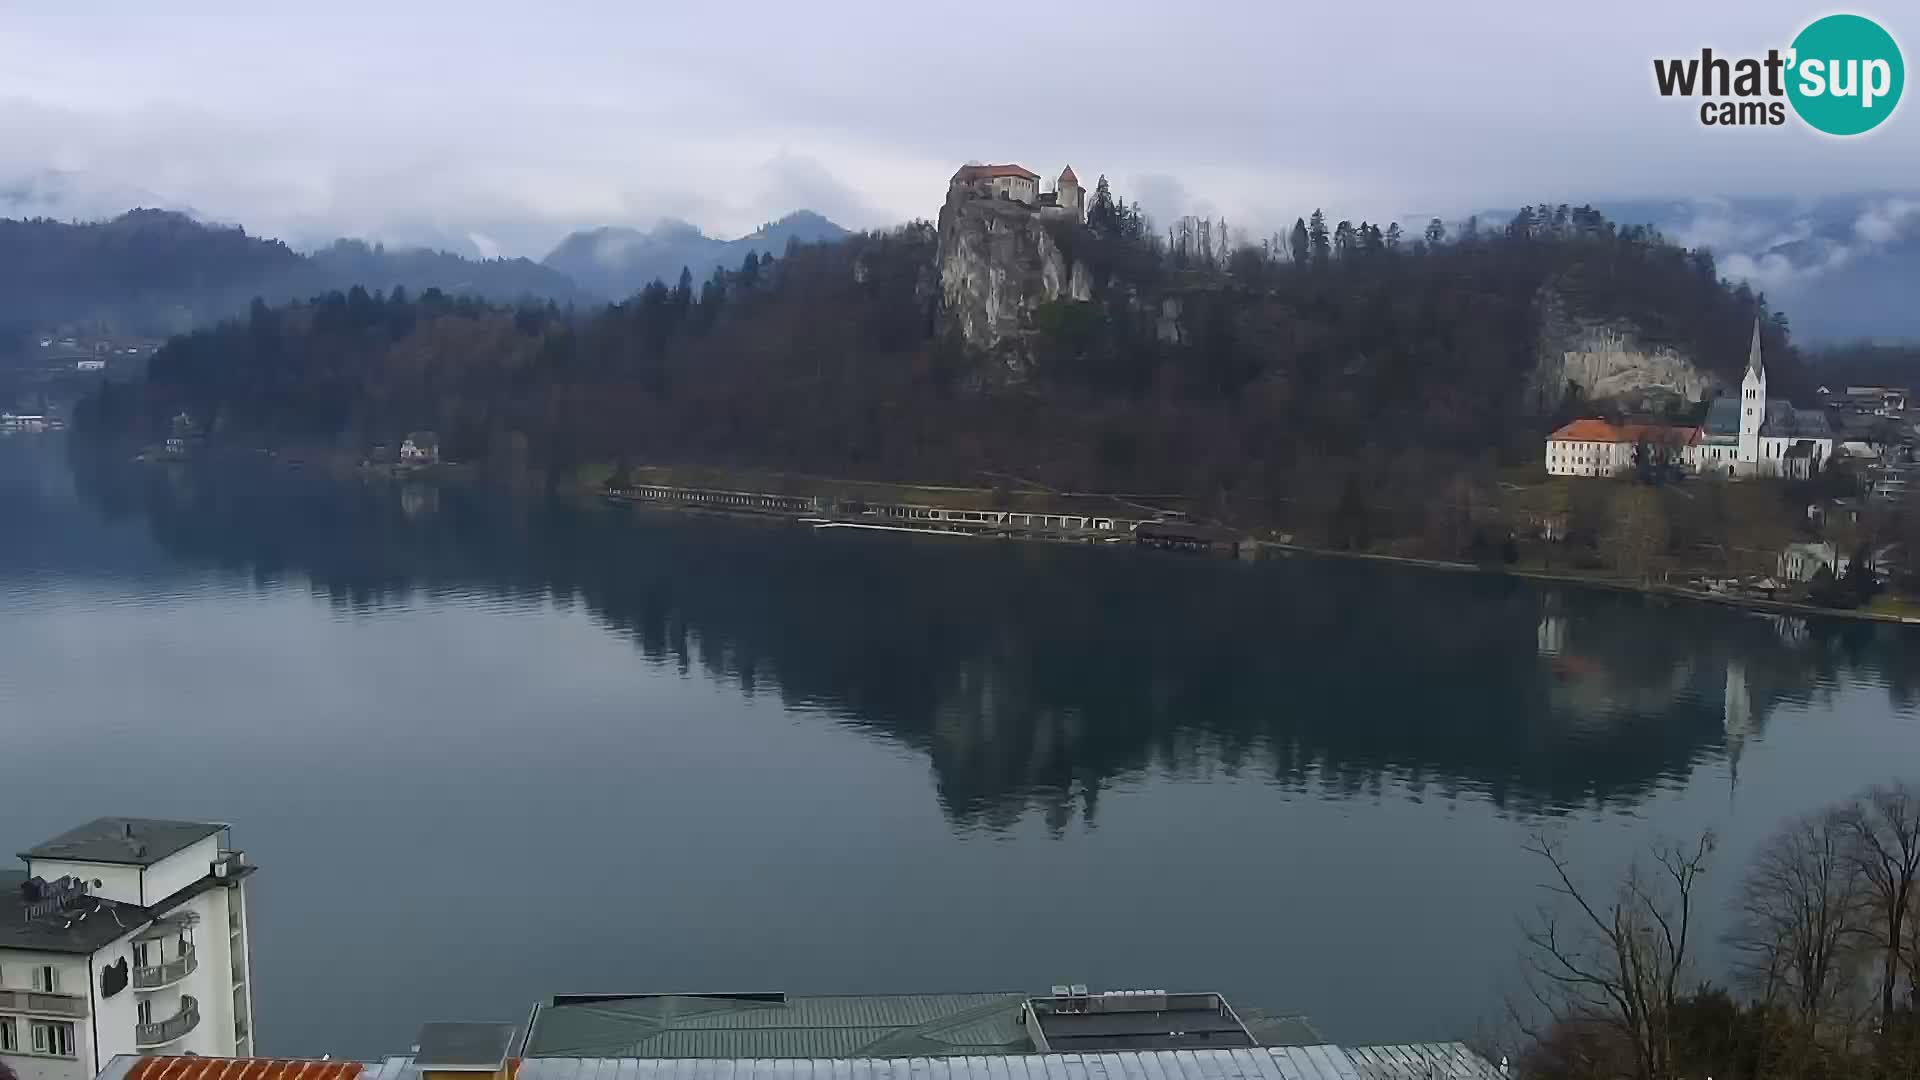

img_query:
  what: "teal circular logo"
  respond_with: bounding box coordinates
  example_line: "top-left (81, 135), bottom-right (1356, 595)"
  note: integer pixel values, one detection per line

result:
top-left (1787, 14), bottom-right (1904, 135)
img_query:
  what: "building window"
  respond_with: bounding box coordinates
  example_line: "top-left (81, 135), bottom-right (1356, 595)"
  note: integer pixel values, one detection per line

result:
top-left (0, 1017), bottom-right (15, 1053)
top-left (31, 1020), bottom-right (75, 1058)
top-left (31, 964), bottom-right (57, 993)
top-left (137, 999), bottom-right (154, 1026)
top-left (133, 941), bottom-right (152, 968)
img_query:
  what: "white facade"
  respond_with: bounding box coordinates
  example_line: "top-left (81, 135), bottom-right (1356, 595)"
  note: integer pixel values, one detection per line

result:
top-left (1694, 323), bottom-right (1835, 479)
top-left (1544, 421), bottom-right (1696, 478)
top-left (1, 821), bottom-right (257, 1080)
top-left (995, 176), bottom-right (1037, 203)
top-left (1738, 354), bottom-right (1764, 467)
top-left (1544, 435), bottom-right (1632, 477)
top-left (1779, 542), bottom-right (1849, 584)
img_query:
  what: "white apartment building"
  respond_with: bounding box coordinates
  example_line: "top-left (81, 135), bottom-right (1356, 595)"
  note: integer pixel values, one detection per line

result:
top-left (1, 819), bottom-right (257, 1080)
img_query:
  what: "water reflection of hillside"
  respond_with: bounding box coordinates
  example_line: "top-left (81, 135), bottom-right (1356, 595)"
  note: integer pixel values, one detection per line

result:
top-left (56, 449), bottom-right (1920, 826)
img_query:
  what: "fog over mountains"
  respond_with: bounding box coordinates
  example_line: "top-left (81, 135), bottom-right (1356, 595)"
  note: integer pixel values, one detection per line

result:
top-left (6, 164), bottom-right (1919, 344)
top-left (1563, 193), bottom-right (1920, 344)
top-left (540, 210), bottom-right (849, 299)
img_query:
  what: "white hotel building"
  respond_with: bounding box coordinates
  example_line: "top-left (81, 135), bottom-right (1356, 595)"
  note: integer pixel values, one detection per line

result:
top-left (1, 819), bottom-right (257, 1080)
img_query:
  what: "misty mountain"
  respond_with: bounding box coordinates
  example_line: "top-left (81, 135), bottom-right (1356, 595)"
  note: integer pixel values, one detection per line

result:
top-left (1478, 194), bottom-right (1920, 344)
top-left (0, 209), bottom-right (596, 343)
top-left (0, 169), bottom-right (192, 224)
top-left (542, 210), bottom-right (849, 299)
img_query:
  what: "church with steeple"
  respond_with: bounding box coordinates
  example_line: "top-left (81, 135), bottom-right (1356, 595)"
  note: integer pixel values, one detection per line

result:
top-left (1691, 320), bottom-right (1834, 478)
top-left (1543, 320), bottom-right (1835, 480)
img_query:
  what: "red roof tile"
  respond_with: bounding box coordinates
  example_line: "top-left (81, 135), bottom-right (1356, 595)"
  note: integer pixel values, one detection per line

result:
top-left (951, 164), bottom-right (1039, 183)
top-left (1059, 166), bottom-right (1078, 184)
top-left (1547, 419), bottom-right (1626, 443)
top-left (129, 1058), bottom-right (366, 1080)
top-left (1547, 419), bottom-right (1698, 445)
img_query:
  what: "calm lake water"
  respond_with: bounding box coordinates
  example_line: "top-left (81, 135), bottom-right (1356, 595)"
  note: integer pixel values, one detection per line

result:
top-left (3, 435), bottom-right (1919, 1060)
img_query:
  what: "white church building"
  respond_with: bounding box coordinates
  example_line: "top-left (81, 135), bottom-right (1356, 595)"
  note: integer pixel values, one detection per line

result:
top-left (1543, 321), bottom-right (1835, 481)
top-left (1690, 321), bottom-right (1834, 478)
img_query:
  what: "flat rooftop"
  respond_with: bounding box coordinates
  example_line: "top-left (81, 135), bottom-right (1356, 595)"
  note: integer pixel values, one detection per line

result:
top-left (521, 993), bottom-right (1033, 1059)
top-left (23, 817), bottom-right (225, 867)
top-left (416, 1022), bottom-right (519, 1070)
top-left (1027, 992), bottom-right (1256, 1053)
top-left (0, 869), bottom-right (156, 953)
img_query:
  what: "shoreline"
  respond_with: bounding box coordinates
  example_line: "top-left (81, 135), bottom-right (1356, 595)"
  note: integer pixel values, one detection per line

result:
top-left (1259, 542), bottom-right (1920, 626)
top-left (600, 480), bottom-right (1920, 627)
top-left (104, 447), bottom-right (1920, 629)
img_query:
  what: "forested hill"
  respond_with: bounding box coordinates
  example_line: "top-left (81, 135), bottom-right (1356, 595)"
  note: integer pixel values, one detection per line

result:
top-left (0, 209), bottom-right (595, 343)
top-left (75, 200), bottom-right (1802, 536)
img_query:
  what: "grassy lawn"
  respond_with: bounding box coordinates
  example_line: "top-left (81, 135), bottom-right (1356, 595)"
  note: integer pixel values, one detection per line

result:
top-left (1864, 594), bottom-right (1920, 619)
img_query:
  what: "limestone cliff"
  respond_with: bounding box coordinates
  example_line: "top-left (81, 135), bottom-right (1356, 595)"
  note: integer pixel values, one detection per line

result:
top-left (1529, 291), bottom-right (1720, 414)
top-left (934, 189), bottom-right (1092, 382)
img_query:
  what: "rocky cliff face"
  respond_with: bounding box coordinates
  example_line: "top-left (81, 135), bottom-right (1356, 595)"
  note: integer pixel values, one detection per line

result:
top-left (1529, 292), bottom-right (1720, 413)
top-left (934, 189), bottom-right (1091, 382)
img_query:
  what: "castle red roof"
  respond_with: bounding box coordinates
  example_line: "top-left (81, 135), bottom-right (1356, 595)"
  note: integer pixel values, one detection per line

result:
top-left (952, 164), bottom-right (1039, 183)
top-left (1059, 165), bottom-right (1078, 184)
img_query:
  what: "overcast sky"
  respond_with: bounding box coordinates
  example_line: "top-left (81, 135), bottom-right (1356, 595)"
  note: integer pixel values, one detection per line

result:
top-left (1, 1), bottom-right (1913, 257)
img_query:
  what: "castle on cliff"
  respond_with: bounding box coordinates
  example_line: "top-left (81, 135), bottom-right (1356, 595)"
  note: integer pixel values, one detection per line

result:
top-left (949, 163), bottom-right (1084, 222)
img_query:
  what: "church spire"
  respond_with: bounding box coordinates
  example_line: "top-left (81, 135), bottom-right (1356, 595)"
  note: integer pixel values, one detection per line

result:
top-left (1747, 317), bottom-right (1766, 379)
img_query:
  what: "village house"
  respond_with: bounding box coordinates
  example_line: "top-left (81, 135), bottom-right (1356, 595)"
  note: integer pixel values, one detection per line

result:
top-left (949, 163), bottom-right (1085, 222)
top-left (1778, 541), bottom-right (1850, 584)
top-left (399, 432), bottom-right (439, 465)
top-left (1544, 419), bottom-right (1698, 478)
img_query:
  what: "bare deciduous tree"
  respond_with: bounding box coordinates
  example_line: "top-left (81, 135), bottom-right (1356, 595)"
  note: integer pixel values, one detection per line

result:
top-left (1841, 782), bottom-right (1920, 1031)
top-left (1729, 808), bottom-right (1871, 1037)
top-left (1520, 831), bottom-right (1715, 1080)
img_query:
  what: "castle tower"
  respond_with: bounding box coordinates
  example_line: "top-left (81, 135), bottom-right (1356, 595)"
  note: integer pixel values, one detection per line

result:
top-left (1738, 318), bottom-right (1766, 469)
top-left (1057, 166), bottom-right (1084, 221)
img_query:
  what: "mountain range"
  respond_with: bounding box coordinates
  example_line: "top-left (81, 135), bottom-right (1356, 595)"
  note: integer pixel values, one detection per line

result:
top-left (0, 204), bottom-right (852, 349)
top-left (7, 172), bottom-right (1919, 347)
top-left (0, 209), bottom-right (598, 344)
top-left (540, 210), bottom-right (850, 299)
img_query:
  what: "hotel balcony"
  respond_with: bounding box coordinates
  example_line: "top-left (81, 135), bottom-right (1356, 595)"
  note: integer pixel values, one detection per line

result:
top-left (133, 942), bottom-right (198, 991)
top-left (0, 989), bottom-right (88, 1018)
top-left (134, 994), bottom-right (199, 1049)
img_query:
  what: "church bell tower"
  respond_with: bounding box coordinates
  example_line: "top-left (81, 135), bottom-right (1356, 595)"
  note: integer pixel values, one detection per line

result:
top-left (1738, 318), bottom-right (1766, 470)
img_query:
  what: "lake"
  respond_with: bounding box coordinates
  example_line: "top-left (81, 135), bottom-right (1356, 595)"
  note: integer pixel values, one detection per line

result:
top-left (2, 435), bottom-right (1918, 1061)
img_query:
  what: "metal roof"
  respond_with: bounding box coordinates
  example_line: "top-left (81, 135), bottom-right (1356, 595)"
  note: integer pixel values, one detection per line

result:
top-left (23, 818), bottom-right (224, 867)
top-left (1230, 1014), bottom-right (1320, 1049)
top-left (1346, 1044), bottom-right (1506, 1079)
top-left (360, 1048), bottom-right (1501, 1080)
top-left (522, 994), bottom-right (1033, 1059)
top-left (416, 1023), bottom-right (521, 1070)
